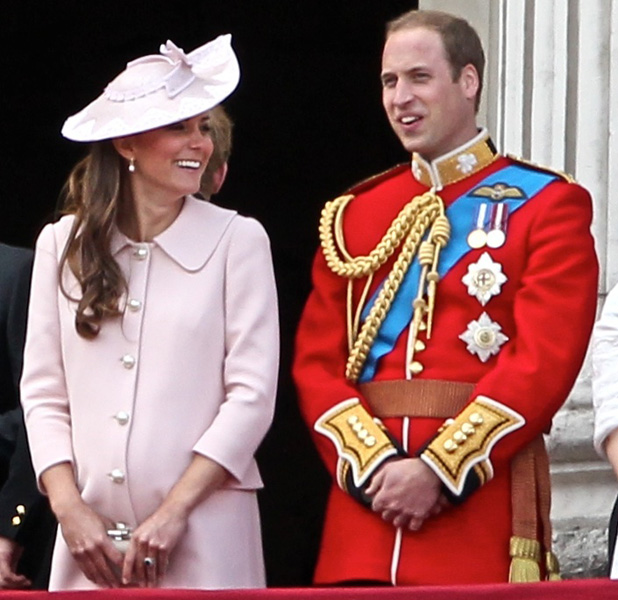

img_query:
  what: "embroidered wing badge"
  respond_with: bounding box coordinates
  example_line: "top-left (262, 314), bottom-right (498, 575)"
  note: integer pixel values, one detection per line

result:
top-left (471, 183), bottom-right (525, 202)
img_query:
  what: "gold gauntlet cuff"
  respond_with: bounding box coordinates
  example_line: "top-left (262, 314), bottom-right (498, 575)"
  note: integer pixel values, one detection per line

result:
top-left (421, 396), bottom-right (525, 496)
top-left (315, 398), bottom-right (399, 488)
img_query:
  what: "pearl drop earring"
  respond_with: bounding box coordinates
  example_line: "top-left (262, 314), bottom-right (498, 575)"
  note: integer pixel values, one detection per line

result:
top-left (128, 158), bottom-right (136, 173)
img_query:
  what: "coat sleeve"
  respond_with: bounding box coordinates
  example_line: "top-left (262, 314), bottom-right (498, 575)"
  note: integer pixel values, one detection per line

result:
top-left (419, 181), bottom-right (599, 500)
top-left (20, 224), bottom-right (75, 490)
top-left (592, 283), bottom-right (618, 456)
top-left (293, 248), bottom-right (404, 503)
top-left (0, 407), bottom-right (52, 544)
top-left (6, 249), bottom-right (33, 397)
top-left (191, 217), bottom-right (279, 482)
top-left (0, 247), bottom-right (51, 542)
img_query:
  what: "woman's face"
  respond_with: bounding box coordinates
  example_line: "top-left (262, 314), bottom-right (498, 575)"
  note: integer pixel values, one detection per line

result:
top-left (122, 112), bottom-right (215, 203)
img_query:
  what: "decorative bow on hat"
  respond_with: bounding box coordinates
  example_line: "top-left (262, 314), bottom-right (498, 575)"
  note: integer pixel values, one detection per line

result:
top-left (104, 35), bottom-right (239, 102)
top-left (61, 34), bottom-right (240, 142)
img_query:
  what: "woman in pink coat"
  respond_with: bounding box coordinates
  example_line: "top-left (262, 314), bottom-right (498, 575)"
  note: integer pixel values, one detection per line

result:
top-left (20, 35), bottom-right (279, 591)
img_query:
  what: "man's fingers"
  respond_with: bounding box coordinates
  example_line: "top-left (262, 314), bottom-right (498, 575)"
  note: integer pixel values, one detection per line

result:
top-left (0, 572), bottom-right (32, 589)
top-left (439, 494), bottom-right (451, 508)
top-left (392, 513), bottom-right (411, 528)
top-left (407, 516), bottom-right (424, 532)
top-left (365, 471), bottom-right (384, 496)
top-left (380, 509), bottom-right (398, 523)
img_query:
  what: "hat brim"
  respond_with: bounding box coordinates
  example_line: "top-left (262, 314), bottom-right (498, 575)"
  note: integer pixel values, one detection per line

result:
top-left (61, 35), bottom-right (240, 142)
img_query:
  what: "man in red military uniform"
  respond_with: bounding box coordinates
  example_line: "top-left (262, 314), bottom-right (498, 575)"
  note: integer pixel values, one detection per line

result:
top-left (293, 9), bottom-right (598, 586)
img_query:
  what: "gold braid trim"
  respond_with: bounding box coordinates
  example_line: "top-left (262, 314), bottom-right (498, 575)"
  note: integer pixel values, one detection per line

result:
top-left (320, 193), bottom-right (433, 278)
top-left (319, 191), bottom-right (449, 382)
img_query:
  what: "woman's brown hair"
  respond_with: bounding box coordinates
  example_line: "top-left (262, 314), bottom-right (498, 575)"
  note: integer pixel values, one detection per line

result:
top-left (59, 141), bottom-right (128, 338)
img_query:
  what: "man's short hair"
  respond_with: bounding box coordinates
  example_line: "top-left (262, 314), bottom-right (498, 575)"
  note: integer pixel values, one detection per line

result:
top-left (386, 10), bottom-right (485, 112)
top-left (201, 105), bottom-right (233, 197)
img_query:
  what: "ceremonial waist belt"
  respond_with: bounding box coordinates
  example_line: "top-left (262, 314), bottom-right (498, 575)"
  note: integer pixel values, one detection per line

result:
top-left (358, 378), bottom-right (559, 581)
top-left (360, 379), bottom-right (473, 418)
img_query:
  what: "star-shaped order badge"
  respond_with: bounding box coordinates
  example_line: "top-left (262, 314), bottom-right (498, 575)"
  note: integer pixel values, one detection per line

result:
top-left (462, 251), bottom-right (507, 306)
top-left (459, 312), bottom-right (509, 362)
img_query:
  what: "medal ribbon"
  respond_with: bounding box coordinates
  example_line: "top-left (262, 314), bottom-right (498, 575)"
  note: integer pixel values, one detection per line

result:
top-left (358, 164), bottom-right (558, 383)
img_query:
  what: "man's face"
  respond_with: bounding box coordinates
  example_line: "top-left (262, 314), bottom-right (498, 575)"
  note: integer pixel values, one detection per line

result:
top-left (381, 27), bottom-right (479, 161)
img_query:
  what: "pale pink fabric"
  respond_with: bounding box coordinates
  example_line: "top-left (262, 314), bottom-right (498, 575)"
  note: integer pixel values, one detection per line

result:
top-left (21, 196), bottom-right (279, 590)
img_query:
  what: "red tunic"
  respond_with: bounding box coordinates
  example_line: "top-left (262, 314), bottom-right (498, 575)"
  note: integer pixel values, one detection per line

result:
top-left (293, 147), bottom-right (598, 585)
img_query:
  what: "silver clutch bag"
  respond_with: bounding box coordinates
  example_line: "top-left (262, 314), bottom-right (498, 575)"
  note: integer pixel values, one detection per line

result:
top-left (107, 522), bottom-right (132, 553)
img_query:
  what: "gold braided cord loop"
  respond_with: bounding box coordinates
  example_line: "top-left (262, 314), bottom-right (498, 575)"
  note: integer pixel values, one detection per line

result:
top-left (320, 193), bottom-right (439, 279)
top-left (345, 198), bottom-right (445, 381)
top-left (318, 191), bottom-right (449, 382)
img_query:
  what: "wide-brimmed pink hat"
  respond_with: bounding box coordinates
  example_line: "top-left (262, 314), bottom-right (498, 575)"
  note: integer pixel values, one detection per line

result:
top-left (62, 34), bottom-right (240, 142)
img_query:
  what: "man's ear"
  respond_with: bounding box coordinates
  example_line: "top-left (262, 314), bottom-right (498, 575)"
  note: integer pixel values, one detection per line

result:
top-left (210, 162), bottom-right (229, 196)
top-left (460, 64), bottom-right (480, 101)
top-left (111, 137), bottom-right (134, 161)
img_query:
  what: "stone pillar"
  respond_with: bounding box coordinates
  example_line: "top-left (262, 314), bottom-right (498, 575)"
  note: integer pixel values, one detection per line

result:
top-left (419, 0), bottom-right (616, 578)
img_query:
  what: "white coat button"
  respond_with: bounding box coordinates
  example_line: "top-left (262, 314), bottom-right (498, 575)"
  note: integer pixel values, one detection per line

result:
top-left (121, 354), bottom-right (136, 369)
top-left (134, 247), bottom-right (148, 260)
top-left (127, 298), bottom-right (142, 312)
top-left (114, 411), bottom-right (130, 425)
top-left (109, 469), bottom-right (125, 484)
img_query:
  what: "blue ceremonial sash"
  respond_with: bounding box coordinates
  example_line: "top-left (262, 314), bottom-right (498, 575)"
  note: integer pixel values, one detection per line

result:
top-left (358, 164), bottom-right (558, 383)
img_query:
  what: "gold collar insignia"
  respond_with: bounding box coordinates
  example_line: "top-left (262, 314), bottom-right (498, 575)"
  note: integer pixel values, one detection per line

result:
top-left (411, 129), bottom-right (498, 190)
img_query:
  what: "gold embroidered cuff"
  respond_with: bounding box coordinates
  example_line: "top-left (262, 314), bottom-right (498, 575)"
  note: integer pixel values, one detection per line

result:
top-left (315, 399), bottom-right (399, 487)
top-left (420, 396), bottom-right (525, 496)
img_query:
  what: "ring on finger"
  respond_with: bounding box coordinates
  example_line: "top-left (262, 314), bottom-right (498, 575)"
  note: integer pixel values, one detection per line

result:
top-left (143, 556), bottom-right (156, 568)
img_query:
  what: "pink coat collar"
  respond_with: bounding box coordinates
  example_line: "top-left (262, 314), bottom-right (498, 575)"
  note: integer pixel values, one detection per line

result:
top-left (110, 195), bottom-right (237, 271)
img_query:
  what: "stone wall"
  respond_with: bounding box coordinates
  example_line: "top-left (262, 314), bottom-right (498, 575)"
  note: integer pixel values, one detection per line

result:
top-left (548, 344), bottom-right (615, 577)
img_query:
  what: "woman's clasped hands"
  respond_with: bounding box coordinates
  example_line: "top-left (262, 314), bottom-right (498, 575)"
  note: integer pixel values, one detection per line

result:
top-left (58, 500), bottom-right (188, 588)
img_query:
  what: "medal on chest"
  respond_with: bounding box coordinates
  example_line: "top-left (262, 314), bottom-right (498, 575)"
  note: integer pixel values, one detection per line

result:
top-left (459, 251), bottom-right (509, 361)
top-left (462, 252), bottom-right (507, 306)
top-left (459, 311), bottom-right (509, 362)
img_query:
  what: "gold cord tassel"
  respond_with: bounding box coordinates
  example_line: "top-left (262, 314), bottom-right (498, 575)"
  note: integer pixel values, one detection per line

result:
top-left (407, 241), bottom-right (433, 365)
top-left (425, 215), bottom-right (450, 338)
top-left (509, 536), bottom-right (542, 583)
top-left (407, 297), bottom-right (427, 368)
top-left (545, 551), bottom-right (561, 581)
